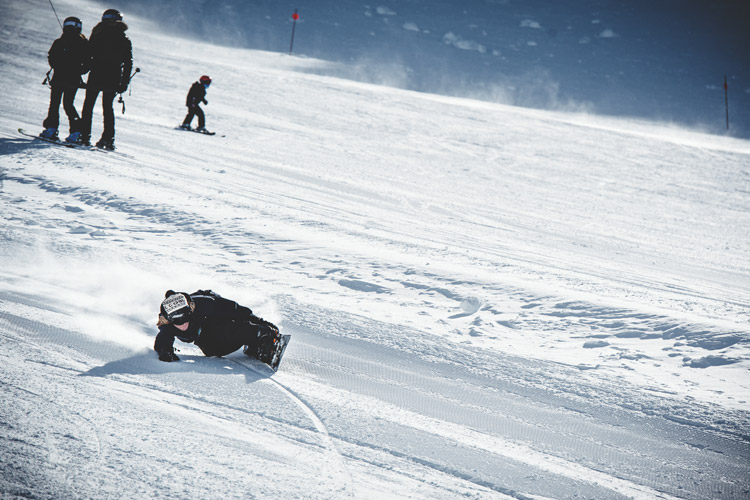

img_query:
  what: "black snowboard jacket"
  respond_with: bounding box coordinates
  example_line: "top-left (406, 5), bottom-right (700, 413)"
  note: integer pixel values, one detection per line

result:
top-left (186, 82), bottom-right (207, 107)
top-left (85, 21), bottom-right (133, 92)
top-left (154, 290), bottom-right (262, 356)
top-left (48, 32), bottom-right (90, 88)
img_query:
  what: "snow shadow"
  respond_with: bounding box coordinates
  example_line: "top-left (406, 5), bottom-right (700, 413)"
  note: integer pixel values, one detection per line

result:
top-left (0, 290), bottom-right (271, 384)
top-left (80, 353), bottom-right (272, 383)
top-left (0, 137), bottom-right (57, 155)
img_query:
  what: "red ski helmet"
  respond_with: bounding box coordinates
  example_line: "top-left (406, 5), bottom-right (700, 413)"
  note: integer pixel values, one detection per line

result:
top-left (199, 75), bottom-right (212, 85)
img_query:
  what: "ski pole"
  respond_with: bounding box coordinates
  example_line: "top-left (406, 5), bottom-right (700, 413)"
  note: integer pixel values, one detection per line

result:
top-left (47, 0), bottom-right (63, 30)
top-left (119, 68), bottom-right (140, 113)
top-left (127, 67), bottom-right (140, 96)
top-left (41, 0), bottom-right (68, 89)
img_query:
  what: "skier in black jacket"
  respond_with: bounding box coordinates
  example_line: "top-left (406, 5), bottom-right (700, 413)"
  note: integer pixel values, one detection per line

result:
top-left (40, 16), bottom-right (90, 143)
top-left (79, 9), bottom-right (133, 150)
top-left (154, 290), bottom-right (282, 365)
top-left (179, 75), bottom-right (211, 133)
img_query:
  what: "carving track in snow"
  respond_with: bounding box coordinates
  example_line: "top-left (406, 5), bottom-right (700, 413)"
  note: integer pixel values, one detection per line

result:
top-left (231, 356), bottom-right (355, 497)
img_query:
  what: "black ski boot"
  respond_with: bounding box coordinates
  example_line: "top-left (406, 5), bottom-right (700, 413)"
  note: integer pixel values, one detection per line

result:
top-left (243, 324), bottom-right (279, 362)
top-left (258, 324), bottom-right (281, 364)
top-left (243, 322), bottom-right (290, 370)
top-left (96, 137), bottom-right (115, 150)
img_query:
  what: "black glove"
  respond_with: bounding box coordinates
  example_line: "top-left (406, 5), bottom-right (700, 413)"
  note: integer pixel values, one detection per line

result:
top-left (158, 350), bottom-right (180, 362)
top-left (117, 82), bottom-right (128, 93)
top-left (203, 99), bottom-right (208, 105)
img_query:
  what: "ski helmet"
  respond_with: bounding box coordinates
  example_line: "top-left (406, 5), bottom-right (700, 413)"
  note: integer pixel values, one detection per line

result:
top-left (199, 75), bottom-right (212, 85)
top-left (160, 291), bottom-right (193, 325)
top-left (63, 16), bottom-right (82, 33)
top-left (102, 9), bottom-right (123, 22)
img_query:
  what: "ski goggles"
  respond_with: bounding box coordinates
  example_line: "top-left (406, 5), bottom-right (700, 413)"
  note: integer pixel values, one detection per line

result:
top-left (102, 12), bottom-right (123, 21)
top-left (64, 19), bottom-right (82, 29)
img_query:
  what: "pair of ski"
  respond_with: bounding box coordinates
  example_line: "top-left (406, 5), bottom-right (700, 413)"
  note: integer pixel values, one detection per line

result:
top-left (175, 126), bottom-right (216, 136)
top-left (18, 128), bottom-right (116, 153)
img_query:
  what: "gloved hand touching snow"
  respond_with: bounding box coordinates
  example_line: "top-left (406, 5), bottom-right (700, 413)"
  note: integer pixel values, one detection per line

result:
top-left (158, 350), bottom-right (180, 362)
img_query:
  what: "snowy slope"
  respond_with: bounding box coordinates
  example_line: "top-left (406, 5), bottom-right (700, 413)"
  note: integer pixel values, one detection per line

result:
top-left (122, 0), bottom-right (750, 137)
top-left (1, 0), bottom-right (750, 498)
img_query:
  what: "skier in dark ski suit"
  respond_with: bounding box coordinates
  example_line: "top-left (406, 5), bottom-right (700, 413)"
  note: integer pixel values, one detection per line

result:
top-left (40, 16), bottom-right (90, 143)
top-left (180, 75), bottom-right (211, 132)
top-left (154, 290), bottom-right (281, 364)
top-left (79, 9), bottom-right (133, 150)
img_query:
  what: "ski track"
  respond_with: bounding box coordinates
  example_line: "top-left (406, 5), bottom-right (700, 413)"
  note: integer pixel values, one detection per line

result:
top-left (230, 356), bottom-right (355, 497)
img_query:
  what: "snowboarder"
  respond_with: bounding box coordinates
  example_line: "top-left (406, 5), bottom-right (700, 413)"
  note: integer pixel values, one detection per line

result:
top-left (180, 75), bottom-right (212, 133)
top-left (154, 290), bottom-right (283, 366)
top-left (40, 16), bottom-right (90, 143)
top-left (78, 9), bottom-right (133, 150)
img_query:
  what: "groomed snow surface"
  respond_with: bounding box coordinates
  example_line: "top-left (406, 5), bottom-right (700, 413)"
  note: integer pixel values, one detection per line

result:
top-left (1, 1), bottom-right (749, 499)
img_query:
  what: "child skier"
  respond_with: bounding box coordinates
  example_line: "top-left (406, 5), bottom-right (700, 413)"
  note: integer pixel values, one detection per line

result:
top-left (154, 290), bottom-right (286, 368)
top-left (180, 75), bottom-right (212, 133)
top-left (40, 16), bottom-right (90, 143)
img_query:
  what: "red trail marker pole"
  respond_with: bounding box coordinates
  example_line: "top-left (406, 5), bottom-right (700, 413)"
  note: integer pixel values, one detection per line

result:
top-left (724, 74), bottom-right (729, 130)
top-left (289, 9), bottom-right (299, 55)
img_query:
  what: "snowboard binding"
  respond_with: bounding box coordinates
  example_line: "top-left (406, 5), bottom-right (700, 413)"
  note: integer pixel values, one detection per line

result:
top-left (244, 323), bottom-right (290, 371)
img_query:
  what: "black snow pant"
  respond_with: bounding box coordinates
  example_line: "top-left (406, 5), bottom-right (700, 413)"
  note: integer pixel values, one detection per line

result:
top-left (80, 88), bottom-right (117, 141)
top-left (182, 104), bottom-right (205, 128)
top-left (43, 85), bottom-right (81, 133)
top-left (194, 320), bottom-right (264, 358)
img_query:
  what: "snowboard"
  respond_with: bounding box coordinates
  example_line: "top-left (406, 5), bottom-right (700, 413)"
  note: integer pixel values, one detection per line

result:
top-left (18, 128), bottom-right (117, 153)
top-left (270, 334), bottom-right (291, 372)
top-left (243, 333), bottom-right (291, 371)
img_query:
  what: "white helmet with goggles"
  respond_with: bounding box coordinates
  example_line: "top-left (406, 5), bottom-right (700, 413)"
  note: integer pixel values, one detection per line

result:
top-left (160, 291), bottom-right (193, 325)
